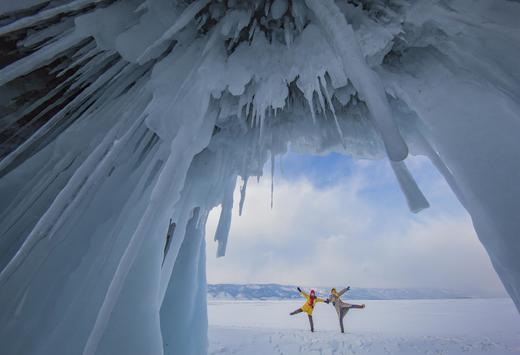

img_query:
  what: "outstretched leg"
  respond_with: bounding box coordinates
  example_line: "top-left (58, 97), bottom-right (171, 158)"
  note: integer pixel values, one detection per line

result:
top-left (339, 304), bottom-right (365, 333)
top-left (349, 304), bottom-right (365, 309)
top-left (290, 308), bottom-right (303, 315)
top-left (308, 315), bottom-right (314, 332)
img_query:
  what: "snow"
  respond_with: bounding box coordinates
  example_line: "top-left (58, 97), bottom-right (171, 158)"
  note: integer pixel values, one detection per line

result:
top-left (208, 299), bottom-right (520, 354)
top-left (1, 1), bottom-right (520, 354)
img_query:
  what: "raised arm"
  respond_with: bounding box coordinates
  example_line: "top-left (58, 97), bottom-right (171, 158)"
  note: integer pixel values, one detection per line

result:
top-left (316, 297), bottom-right (329, 303)
top-left (297, 287), bottom-right (309, 298)
top-left (338, 286), bottom-right (350, 297)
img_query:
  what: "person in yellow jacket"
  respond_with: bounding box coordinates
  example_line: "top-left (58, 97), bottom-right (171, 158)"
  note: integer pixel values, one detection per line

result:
top-left (289, 287), bottom-right (329, 332)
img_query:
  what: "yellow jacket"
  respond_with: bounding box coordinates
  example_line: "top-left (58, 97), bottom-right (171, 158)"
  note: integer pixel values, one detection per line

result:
top-left (300, 291), bottom-right (326, 315)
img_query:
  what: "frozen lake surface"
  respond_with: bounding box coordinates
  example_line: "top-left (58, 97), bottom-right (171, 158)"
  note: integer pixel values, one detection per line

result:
top-left (208, 298), bottom-right (520, 354)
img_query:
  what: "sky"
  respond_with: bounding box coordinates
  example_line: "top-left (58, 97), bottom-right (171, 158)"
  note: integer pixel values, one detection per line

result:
top-left (205, 152), bottom-right (507, 298)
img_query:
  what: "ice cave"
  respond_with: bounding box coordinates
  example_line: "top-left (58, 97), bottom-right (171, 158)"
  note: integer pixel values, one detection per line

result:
top-left (0, 0), bottom-right (519, 354)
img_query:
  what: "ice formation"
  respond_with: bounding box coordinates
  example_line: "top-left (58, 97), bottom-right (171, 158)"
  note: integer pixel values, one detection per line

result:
top-left (0, 0), bottom-right (519, 354)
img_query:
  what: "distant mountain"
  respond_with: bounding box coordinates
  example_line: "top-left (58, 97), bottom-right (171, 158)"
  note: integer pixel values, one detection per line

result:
top-left (207, 284), bottom-right (470, 300)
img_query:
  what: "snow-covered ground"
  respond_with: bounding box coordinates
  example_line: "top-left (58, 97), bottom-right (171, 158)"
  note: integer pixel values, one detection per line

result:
top-left (208, 298), bottom-right (520, 354)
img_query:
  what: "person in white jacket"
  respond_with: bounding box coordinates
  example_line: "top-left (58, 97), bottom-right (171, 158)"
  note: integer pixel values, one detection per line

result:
top-left (327, 286), bottom-right (365, 333)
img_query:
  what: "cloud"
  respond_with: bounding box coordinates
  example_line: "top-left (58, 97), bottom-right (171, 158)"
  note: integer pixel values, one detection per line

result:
top-left (205, 157), bottom-right (507, 297)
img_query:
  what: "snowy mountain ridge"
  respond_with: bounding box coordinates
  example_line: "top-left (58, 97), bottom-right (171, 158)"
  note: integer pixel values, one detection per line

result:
top-left (207, 284), bottom-right (470, 300)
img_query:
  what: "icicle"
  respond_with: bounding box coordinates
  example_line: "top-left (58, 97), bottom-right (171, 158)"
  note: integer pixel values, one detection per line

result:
top-left (390, 160), bottom-right (430, 213)
top-left (0, 152), bottom-right (75, 264)
top-left (260, 109), bottom-right (266, 142)
top-left (413, 130), bottom-right (467, 207)
top-left (318, 75), bottom-right (346, 147)
top-left (280, 153), bottom-right (285, 176)
top-left (0, 112), bottom-right (146, 286)
top-left (0, 61), bottom-right (127, 176)
top-left (197, 208), bottom-right (209, 229)
top-left (305, 0), bottom-right (409, 162)
top-left (271, 0), bottom-right (288, 20)
top-left (0, 31), bottom-right (85, 86)
top-left (306, 93), bottom-right (317, 124)
top-left (248, 19), bottom-right (257, 41)
top-left (56, 46), bottom-right (100, 78)
top-left (161, 219), bottom-right (176, 267)
top-left (270, 151), bottom-right (275, 209)
top-left (0, 59), bottom-right (128, 177)
top-left (214, 177), bottom-right (235, 257)
top-left (264, 0), bottom-right (271, 16)
top-left (283, 16), bottom-right (292, 47)
top-left (84, 82), bottom-right (219, 355)
top-left (238, 177), bottom-right (248, 216)
top-left (0, 0), bottom-right (103, 36)
top-left (291, 0), bottom-right (308, 32)
top-left (0, 71), bottom-right (75, 132)
top-left (137, 0), bottom-right (212, 64)
top-left (315, 80), bottom-right (327, 116)
top-left (203, 22), bottom-right (225, 56)
top-left (20, 20), bottom-right (74, 48)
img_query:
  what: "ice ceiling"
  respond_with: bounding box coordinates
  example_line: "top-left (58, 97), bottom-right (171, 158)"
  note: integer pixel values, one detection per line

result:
top-left (0, 0), bottom-right (519, 354)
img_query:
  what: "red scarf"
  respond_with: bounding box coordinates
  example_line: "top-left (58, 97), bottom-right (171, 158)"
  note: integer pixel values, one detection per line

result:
top-left (308, 295), bottom-right (316, 308)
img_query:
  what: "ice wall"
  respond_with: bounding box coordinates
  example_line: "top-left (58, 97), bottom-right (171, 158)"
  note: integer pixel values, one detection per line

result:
top-left (0, 0), bottom-right (519, 354)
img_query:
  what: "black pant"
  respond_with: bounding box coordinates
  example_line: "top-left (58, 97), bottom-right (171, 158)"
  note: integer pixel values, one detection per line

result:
top-left (290, 308), bottom-right (314, 332)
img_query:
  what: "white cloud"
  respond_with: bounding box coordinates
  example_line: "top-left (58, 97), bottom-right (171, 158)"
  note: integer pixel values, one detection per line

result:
top-left (205, 160), bottom-right (507, 297)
